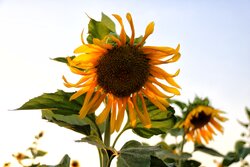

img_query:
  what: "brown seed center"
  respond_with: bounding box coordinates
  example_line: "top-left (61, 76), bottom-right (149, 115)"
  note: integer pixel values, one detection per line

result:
top-left (190, 111), bottom-right (211, 129)
top-left (96, 45), bottom-right (150, 97)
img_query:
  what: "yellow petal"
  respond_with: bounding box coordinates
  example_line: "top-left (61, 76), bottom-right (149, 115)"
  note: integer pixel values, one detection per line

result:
top-left (110, 100), bottom-right (117, 134)
top-left (145, 82), bottom-right (168, 98)
top-left (137, 21), bottom-right (154, 47)
top-left (70, 86), bottom-right (90, 101)
top-left (108, 35), bottom-right (122, 46)
top-left (81, 28), bottom-right (85, 44)
top-left (93, 38), bottom-right (113, 50)
top-left (126, 13), bottom-right (135, 45)
top-left (115, 98), bottom-right (126, 132)
top-left (149, 76), bottom-right (180, 95)
top-left (127, 97), bottom-right (136, 127)
top-left (88, 93), bottom-right (106, 114)
top-left (142, 89), bottom-right (167, 111)
top-left (210, 119), bottom-right (224, 133)
top-left (96, 95), bottom-right (113, 124)
top-left (112, 14), bottom-right (126, 45)
top-left (142, 46), bottom-right (176, 55)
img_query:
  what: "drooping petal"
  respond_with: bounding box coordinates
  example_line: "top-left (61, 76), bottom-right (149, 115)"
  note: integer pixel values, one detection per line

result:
top-left (96, 95), bottom-right (113, 124)
top-left (110, 100), bottom-right (117, 134)
top-left (210, 119), bottom-right (224, 133)
top-left (115, 98), bottom-right (126, 132)
top-left (127, 97), bottom-right (137, 127)
top-left (138, 93), bottom-right (151, 128)
top-left (142, 88), bottom-right (167, 111)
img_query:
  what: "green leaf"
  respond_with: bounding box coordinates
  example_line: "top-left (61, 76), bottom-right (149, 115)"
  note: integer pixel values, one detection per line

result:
top-left (168, 128), bottom-right (184, 137)
top-left (132, 98), bottom-right (177, 138)
top-left (150, 156), bottom-right (168, 167)
top-left (78, 135), bottom-right (106, 149)
top-left (40, 154), bottom-right (71, 167)
top-left (182, 160), bottom-right (201, 167)
top-left (154, 150), bottom-right (192, 161)
top-left (245, 107), bottom-right (250, 120)
top-left (101, 13), bottom-right (116, 32)
top-left (87, 13), bottom-right (116, 43)
top-left (194, 144), bottom-right (224, 157)
top-left (17, 90), bottom-right (83, 115)
top-left (117, 140), bottom-right (162, 167)
top-left (237, 120), bottom-right (248, 128)
top-left (41, 109), bottom-right (102, 136)
top-left (235, 140), bottom-right (246, 154)
top-left (239, 147), bottom-right (250, 159)
top-left (36, 150), bottom-right (47, 157)
top-left (52, 56), bottom-right (75, 64)
top-left (222, 152), bottom-right (239, 166)
top-left (169, 99), bottom-right (187, 110)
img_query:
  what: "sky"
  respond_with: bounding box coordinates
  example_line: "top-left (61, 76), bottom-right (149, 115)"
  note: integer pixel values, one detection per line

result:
top-left (0, 0), bottom-right (250, 166)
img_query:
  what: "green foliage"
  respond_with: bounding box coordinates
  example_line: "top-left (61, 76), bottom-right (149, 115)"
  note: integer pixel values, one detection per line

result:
top-left (52, 56), bottom-right (75, 64)
top-left (40, 154), bottom-right (71, 167)
top-left (17, 90), bottom-right (82, 115)
top-left (194, 144), bottom-right (224, 157)
top-left (132, 98), bottom-right (177, 138)
top-left (42, 110), bottom-right (92, 136)
top-left (117, 140), bottom-right (163, 167)
top-left (87, 13), bottom-right (116, 43)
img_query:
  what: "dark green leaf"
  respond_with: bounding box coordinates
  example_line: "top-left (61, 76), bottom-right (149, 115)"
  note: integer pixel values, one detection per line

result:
top-left (17, 90), bottom-right (83, 115)
top-left (52, 56), bottom-right (75, 64)
top-left (238, 147), bottom-right (250, 159)
top-left (237, 120), bottom-right (248, 128)
top-left (42, 110), bottom-right (94, 136)
top-left (169, 128), bottom-right (184, 137)
top-left (194, 144), bottom-right (224, 157)
top-left (235, 140), bottom-right (246, 154)
top-left (150, 156), bottom-right (168, 167)
top-left (155, 150), bottom-right (192, 160)
top-left (117, 140), bottom-right (162, 167)
top-left (245, 107), bottom-right (250, 120)
top-left (40, 154), bottom-right (70, 167)
top-left (36, 150), bottom-right (47, 157)
top-left (169, 99), bottom-right (187, 110)
top-left (182, 160), bottom-right (201, 167)
top-left (222, 152), bottom-right (239, 166)
top-left (78, 135), bottom-right (106, 149)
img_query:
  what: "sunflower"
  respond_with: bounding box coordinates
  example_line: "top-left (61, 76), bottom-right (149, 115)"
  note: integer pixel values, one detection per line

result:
top-left (181, 105), bottom-right (227, 144)
top-left (63, 13), bottom-right (181, 133)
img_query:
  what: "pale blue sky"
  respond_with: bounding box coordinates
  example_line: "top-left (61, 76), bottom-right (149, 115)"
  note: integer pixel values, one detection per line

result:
top-left (0, 0), bottom-right (250, 166)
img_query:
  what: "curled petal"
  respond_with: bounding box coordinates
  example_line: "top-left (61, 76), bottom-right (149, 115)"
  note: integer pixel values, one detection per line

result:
top-left (112, 14), bottom-right (127, 45)
top-left (126, 13), bottom-right (135, 45)
top-left (137, 21), bottom-right (154, 47)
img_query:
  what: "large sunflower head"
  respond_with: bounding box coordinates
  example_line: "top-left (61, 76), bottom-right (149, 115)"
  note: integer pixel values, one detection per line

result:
top-left (63, 13), bottom-right (181, 133)
top-left (180, 97), bottom-right (227, 144)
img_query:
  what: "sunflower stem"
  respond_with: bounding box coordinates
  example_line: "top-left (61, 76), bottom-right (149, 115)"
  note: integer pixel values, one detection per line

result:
top-left (104, 112), bottom-right (111, 147)
top-left (112, 125), bottom-right (130, 148)
top-left (101, 112), bottom-right (111, 167)
top-left (178, 132), bottom-right (186, 167)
